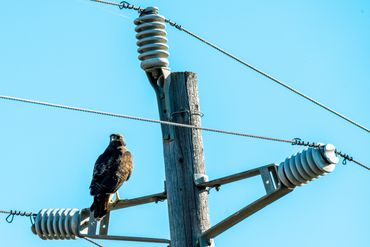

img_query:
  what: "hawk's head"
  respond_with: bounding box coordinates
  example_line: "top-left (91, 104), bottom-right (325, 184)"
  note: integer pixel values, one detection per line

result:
top-left (110, 133), bottom-right (126, 146)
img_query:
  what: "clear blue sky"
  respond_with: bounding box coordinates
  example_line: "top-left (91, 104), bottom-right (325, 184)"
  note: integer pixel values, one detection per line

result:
top-left (0, 0), bottom-right (369, 246)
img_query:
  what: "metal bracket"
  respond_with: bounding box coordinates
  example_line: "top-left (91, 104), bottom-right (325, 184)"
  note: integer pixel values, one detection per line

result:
top-left (197, 164), bottom-right (292, 246)
top-left (79, 192), bottom-right (170, 244)
top-left (146, 68), bottom-right (171, 97)
top-left (194, 173), bottom-right (209, 185)
top-left (111, 191), bottom-right (167, 211)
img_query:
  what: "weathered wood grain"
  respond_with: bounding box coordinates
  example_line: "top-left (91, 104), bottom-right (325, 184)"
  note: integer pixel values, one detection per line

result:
top-left (154, 72), bottom-right (213, 247)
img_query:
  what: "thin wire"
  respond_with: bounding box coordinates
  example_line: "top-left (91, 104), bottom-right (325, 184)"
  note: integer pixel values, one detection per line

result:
top-left (90, 0), bottom-right (369, 133)
top-left (0, 94), bottom-right (368, 170)
top-left (90, 0), bottom-right (123, 8)
top-left (83, 236), bottom-right (105, 247)
top-left (172, 26), bottom-right (370, 133)
top-left (0, 210), bottom-right (37, 217)
top-left (0, 210), bottom-right (36, 224)
top-left (335, 150), bottom-right (370, 170)
top-left (75, 0), bottom-right (130, 20)
top-left (0, 94), bottom-right (292, 143)
top-left (90, 0), bottom-right (144, 12)
top-left (352, 160), bottom-right (370, 171)
top-left (291, 138), bottom-right (370, 170)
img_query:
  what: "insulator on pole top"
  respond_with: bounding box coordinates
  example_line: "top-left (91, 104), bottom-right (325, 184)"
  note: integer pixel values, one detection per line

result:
top-left (277, 144), bottom-right (339, 188)
top-left (134, 7), bottom-right (170, 74)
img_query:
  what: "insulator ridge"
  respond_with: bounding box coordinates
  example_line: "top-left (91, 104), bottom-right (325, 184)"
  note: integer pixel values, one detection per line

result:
top-left (134, 7), bottom-right (170, 71)
top-left (277, 144), bottom-right (339, 188)
top-left (32, 208), bottom-right (81, 240)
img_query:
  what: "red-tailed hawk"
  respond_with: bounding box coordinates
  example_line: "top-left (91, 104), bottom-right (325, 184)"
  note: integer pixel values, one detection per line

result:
top-left (89, 133), bottom-right (133, 219)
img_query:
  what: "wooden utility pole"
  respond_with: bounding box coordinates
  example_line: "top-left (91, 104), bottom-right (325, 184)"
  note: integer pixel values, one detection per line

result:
top-left (152, 72), bottom-right (213, 247)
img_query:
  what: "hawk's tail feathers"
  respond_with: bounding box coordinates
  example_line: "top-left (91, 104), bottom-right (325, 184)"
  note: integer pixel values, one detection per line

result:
top-left (90, 194), bottom-right (110, 219)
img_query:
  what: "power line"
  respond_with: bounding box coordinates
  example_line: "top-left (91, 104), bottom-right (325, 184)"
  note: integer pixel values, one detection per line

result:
top-left (291, 138), bottom-right (370, 171)
top-left (83, 237), bottom-right (104, 247)
top-left (0, 94), bottom-right (368, 170)
top-left (90, 0), bottom-right (124, 8)
top-left (335, 150), bottom-right (370, 171)
top-left (0, 210), bottom-right (36, 216)
top-left (90, 0), bottom-right (144, 11)
top-left (172, 27), bottom-right (370, 133)
top-left (0, 94), bottom-right (293, 143)
top-left (0, 210), bottom-right (36, 224)
top-left (90, 0), bottom-right (369, 133)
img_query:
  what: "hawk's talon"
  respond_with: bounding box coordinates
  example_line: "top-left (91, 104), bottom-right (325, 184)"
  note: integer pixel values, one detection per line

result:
top-left (109, 194), bottom-right (115, 204)
top-left (114, 191), bottom-right (121, 203)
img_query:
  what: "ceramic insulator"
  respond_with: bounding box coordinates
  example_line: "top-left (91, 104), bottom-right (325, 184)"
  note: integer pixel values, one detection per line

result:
top-left (32, 208), bottom-right (81, 240)
top-left (277, 144), bottom-right (339, 188)
top-left (134, 7), bottom-right (170, 71)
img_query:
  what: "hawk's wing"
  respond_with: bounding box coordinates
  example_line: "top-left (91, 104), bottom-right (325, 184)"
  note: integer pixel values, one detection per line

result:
top-left (92, 153), bottom-right (110, 177)
top-left (121, 150), bottom-right (133, 182)
top-left (89, 150), bottom-right (118, 196)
